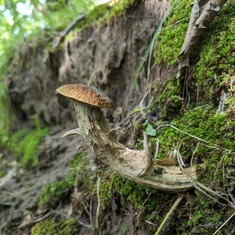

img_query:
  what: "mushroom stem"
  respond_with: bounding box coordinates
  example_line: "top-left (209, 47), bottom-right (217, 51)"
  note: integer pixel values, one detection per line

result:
top-left (57, 83), bottom-right (202, 191)
top-left (72, 102), bottom-right (203, 191)
top-left (74, 102), bottom-right (151, 177)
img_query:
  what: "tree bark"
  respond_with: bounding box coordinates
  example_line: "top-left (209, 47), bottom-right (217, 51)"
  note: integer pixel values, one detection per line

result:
top-left (178, 0), bottom-right (228, 71)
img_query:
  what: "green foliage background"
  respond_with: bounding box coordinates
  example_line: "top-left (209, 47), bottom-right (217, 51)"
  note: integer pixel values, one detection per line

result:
top-left (0, 0), bottom-right (95, 168)
top-left (0, 1), bottom-right (95, 125)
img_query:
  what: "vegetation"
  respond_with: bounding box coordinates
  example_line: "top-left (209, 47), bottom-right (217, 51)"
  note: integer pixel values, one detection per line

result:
top-left (31, 218), bottom-right (79, 235)
top-left (149, 0), bottom-right (235, 233)
top-left (0, 0), bottom-right (234, 234)
top-left (2, 116), bottom-right (48, 167)
top-left (154, 0), bottom-right (191, 65)
top-left (0, 82), bottom-right (12, 139)
top-left (66, 0), bottom-right (138, 40)
top-left (0, 0), bottom-right (95, 73)
top-left (99, 172), bottom-right (173, 221)
top-left (195, 0), bottom-right (235, 100)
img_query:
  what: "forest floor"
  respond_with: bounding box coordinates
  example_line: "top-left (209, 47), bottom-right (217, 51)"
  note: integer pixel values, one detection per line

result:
top-left (0, 0), bottom-right (234, 234)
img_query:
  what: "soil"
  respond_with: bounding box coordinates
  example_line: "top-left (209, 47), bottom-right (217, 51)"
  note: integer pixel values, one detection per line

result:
top-left (0, 0), bottom-right (172, 234)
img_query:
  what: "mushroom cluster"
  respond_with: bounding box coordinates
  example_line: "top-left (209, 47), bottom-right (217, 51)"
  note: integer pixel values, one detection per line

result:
top-left (57, 84), bottom-right (201, 192)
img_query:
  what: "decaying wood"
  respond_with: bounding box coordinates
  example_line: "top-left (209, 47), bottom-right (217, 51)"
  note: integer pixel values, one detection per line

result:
top-left (64, 102), bottom-right (203, 192)
top-left (178, 0), bottom-right (228, 71)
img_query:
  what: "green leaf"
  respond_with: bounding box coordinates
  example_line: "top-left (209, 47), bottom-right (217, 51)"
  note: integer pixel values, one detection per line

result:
top-left (145, 123), bottom-right (157, 137)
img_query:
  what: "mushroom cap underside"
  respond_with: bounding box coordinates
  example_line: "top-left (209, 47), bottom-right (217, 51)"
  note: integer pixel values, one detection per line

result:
top-left (56, 84), bottom-right (113, 108)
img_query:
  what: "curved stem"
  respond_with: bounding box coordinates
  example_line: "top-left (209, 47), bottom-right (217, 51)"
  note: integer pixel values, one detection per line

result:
top-left (71, 102), bottom-right (201, 192)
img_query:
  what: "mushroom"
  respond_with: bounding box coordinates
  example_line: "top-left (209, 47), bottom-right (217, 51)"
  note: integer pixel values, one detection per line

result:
top-left (56, 84), bottom-right (152, 177)
top-left (57, 83), bottom-right (202, 191)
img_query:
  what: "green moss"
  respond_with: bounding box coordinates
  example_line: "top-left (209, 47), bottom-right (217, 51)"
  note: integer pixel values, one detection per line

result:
top-left (67, 0), bottom-right (138, 40)
top-left (31, 218), bottom-right (78, 235)
top-left (107, 0), bottom-right (137, 21)
top-left (86, 0), bottom-right (137, 26)
top-left (195, 1), bottom-right (235, 100)
top-left (71, 3), bottom-right (111, 32)
top-left (99, 172), bottom-right (173, 222)
top-left (154, 0), bottom-right (191, 65)
top-left (149, 2), bottom-right (235, 233)
top-left (38, 171), bottom-right (75, 207)
top-left (38, 152), bottom-right (88, 207)
top-left (147, 105), bottom-right (234, 161)
top-left (178, 191), bottom-right (229, 234)
top-left (151, 78), bottom-right (183, 118)
top-left (123, 225), bottom-right (130, 234)
top-left (4, 116), bottom-right (48, 168)
top-left (139, 105), bottom-right (234, 233)
top-left (0, 82), bottom-right (12, 144)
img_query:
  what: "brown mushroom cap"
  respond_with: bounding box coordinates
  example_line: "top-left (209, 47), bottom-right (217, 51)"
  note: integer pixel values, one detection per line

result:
top-left (56, 84), bottom-right (113, 108)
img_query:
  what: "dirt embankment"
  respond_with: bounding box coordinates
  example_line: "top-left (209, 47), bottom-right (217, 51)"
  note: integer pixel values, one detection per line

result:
top-left (1, 1), bottom-right (170, 234)
top-left (8, 0), bottom-right (168, 128)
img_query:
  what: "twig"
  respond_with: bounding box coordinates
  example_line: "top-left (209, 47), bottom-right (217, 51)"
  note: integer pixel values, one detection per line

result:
top-left (174, 149), bottom-right (186, 168)
top-left (77, 220), bottom-right (93, 230)
top-left (137, 193), bottom-right (152, 222)
top-left (213, 212), bottom-right (235, 235)
top-left (53, 12), bottom-right (86, 48)
top-left (95, 176), bottom-right (101, 230)
top-left (1, 186), bottom-right (35, 197)
top-left (154, 194), bottom-right (184, 235)
top-left (190, 142), bottom-right (199, 167)
top-left (143, 132), bottom-right (151, 159)
top-left (166, 124), bottom-right (215, 146)
top-left (177, 152), bottom-right (235, 209)
top-left (154, 138), bottom-right (160, 160)
top-left (0, 202), bottom-right (13, 207)
top-left (19, 212), bottom-right (52, 228)
top-left (145, 220), bottom-right (158, 227)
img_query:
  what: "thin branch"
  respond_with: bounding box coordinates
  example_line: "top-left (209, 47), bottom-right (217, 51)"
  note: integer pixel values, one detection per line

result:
top-left (154, 194), bottom-right (184, 235)
top-left (95, 177), bottom-right (101, 230)
top-left (213, 212), bottom-right (235, 235)
top-left (53, 12), bottom-right (86, 48)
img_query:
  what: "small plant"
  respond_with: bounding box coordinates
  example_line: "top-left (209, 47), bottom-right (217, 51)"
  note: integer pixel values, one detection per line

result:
top-left (31, 218), bottom-right (79, 235)
top-left (123, 225), bottom-right (130, 233)
top-left (5, 116), bottom-right (48, 168)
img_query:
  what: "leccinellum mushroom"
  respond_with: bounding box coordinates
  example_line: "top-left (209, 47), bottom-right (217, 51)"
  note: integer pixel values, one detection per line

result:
top-left (57, 83), bottom-right (151, 177)
top-left (56, 84), bottom-right (113, 138)
top-left (57, 83), bottom-right (202, 192)
top-left (56, 84), bottom-right (113, 108)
